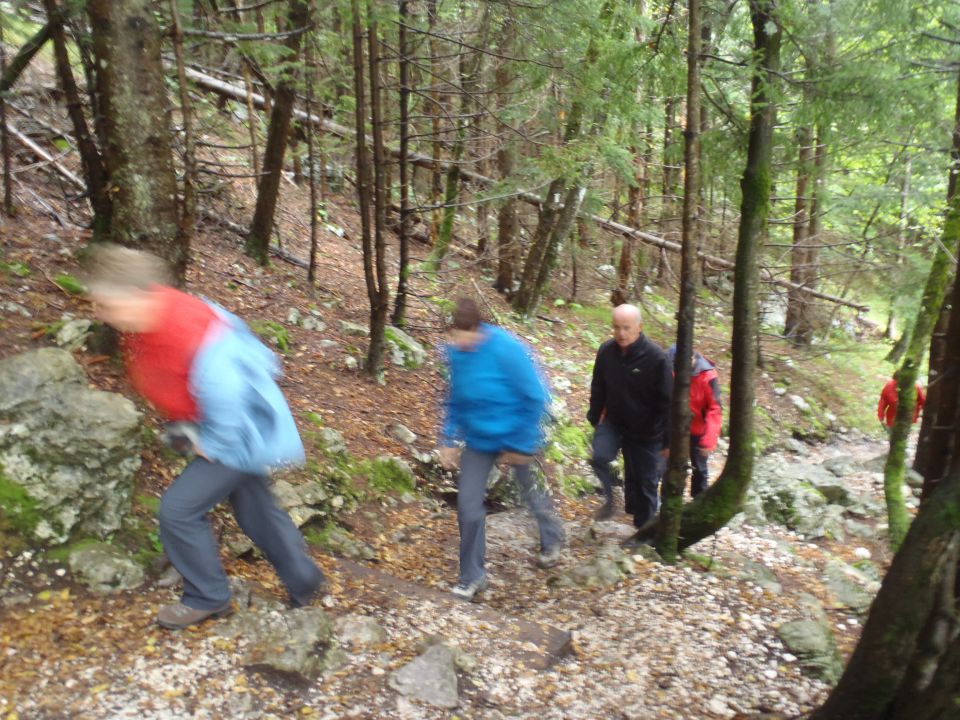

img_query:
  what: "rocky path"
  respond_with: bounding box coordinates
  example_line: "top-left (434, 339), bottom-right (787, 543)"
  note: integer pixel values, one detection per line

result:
top-left (1, 433), bottom-right (900, 719)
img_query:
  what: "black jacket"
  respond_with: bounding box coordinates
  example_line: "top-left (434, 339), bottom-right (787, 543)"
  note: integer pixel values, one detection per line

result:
top-left (587, 334), bottom-right (672, 446)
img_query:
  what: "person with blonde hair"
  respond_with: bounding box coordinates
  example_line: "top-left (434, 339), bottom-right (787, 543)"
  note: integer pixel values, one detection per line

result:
top-left (84, 244), bottom-right (326, 629)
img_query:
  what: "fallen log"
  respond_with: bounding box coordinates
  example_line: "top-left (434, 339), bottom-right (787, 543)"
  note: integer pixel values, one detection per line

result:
top-left (185, 65), bottom-right (866, 311)
top-left (5, 122), bottom-right (84, 190)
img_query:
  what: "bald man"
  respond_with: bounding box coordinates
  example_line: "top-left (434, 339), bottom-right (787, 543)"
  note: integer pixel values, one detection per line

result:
top-left (587, 304), bottom-right (672, 528)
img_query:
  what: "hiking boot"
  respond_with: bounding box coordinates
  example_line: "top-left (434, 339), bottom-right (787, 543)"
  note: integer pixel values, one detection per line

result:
top-left (290, 578), bottom-right (330, 609)
top-left (157, 601), bottom-right (233, 630)
top-left (536, 545), bottom-right (563, 569)
top-left (620, 531), bottom-right (654, 550)
top-left (593, 498), bottom-right (616, 521)
top-left (451, 575), bottom-right (489, 601)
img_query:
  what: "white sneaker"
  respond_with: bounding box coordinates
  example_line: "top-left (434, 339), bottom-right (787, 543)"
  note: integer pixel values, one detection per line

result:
top-left (451, 575), bottom-right (489, 601)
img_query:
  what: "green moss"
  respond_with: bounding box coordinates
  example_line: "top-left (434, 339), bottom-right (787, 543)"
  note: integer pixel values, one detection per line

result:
top-left (358, 457), bottom-right (417, 496)
top-left (250, 320), bottom-right (291, 354)
top-left (546, 421), bottom-right (592, 465)
top-left (0, 471), bottom-right (43, 536)
top-left (43, 538), bottom-right (101, 564)
top-left (54, 273), bottom-right (85, 294)
top-left (559, 471), bottom-right (594, 498)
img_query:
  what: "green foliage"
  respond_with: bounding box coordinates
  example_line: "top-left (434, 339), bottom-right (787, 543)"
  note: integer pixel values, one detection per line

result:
top-left (0, 259), bottom-right (32, 277)
top-left (0, 469), bottom-right (42, 537)
top-left (250, 320), bottom-right (291, 353)
top-left (559, 471), bottom-right (595, 498)
top-left (545, 420), bottom-right (592, 464)
top-left (54, 273), bottom-right (85, 295)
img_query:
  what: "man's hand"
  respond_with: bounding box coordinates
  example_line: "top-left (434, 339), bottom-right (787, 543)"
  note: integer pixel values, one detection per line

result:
top-left (500, 451), bottom-right (534, 466)
top-left (438, 446), bottom-right (461, 470)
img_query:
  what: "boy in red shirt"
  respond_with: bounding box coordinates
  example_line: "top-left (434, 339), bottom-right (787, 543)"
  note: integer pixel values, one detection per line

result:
top-left (85, 244), bottom-right (325, 629)
top-left (878, 371), bottom-right (926, 430)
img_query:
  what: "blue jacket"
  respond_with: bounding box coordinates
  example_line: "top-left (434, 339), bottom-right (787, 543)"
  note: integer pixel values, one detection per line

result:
top-left (442, 324), bottom-right (549, 455)
top-left (189, 304), bottom-right (305, 475)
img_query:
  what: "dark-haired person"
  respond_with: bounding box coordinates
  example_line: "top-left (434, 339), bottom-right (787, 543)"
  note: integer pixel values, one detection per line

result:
top-left (587, 304), bottom-right (672, 528)
top-left (84, 244), bottom-right (326, 629)
top-left (438, 298), bottom-right (564, 601)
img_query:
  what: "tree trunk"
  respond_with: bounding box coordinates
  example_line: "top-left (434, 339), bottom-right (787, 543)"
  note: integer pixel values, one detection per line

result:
top-left (306, 29), bottom-right (319, 287)
top-left (391, 0), bottom-right (412, 327)
top-left (784, 126), bottom-right (813, 343)
top-left (657, 0), bottom-right (702, 563)
top-left (0, 23), bottom-right (51, 95)
top-left (494, 19), bottom-right (518, 295)
top-left (426, 0), bottom-right (443, 245)
top-left (0, 21), bottom-right (12, 217)
top-left (44, 0), bottom-right (111, 238)
top-left (637, 0), bottom-right (780, 550)
top-left (86, 0), bottom-right (186, 279)
top-left (167, 0), bottom-right (197, 248)
top-left (246, 0), bottom-right (310, 265)
top-left (366, 4), bottom-right (390, 379)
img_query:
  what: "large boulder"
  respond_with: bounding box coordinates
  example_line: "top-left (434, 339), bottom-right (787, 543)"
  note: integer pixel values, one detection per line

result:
top-left (0, 349), bottom-right (142, 544)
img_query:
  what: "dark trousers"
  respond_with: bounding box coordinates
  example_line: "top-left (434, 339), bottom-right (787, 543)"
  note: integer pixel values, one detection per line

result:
top-left (158, 458), bottom-right (325, 610)
top-left (690, 434), bottom-right (709, 497)
top-left (590, 422), bottom-right (663, 528)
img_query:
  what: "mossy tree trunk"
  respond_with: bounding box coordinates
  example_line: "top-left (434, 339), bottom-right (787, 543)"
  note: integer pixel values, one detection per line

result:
top-left (811, 66), bottom-right (960, 720)
top-left (245, 0), bottom-right (311, 265)
top-left (656, 0), bottom-right (702, 563)
top-left (631, 0), bottom-right (780, 550)
top-left (86, 0), bottom-right (186, 280)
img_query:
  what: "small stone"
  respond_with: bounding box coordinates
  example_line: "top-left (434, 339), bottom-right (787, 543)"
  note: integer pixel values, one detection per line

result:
top-left (344, 356), bottom-right (359, 371)
top-left (853, 547), bottom-right (871, 559)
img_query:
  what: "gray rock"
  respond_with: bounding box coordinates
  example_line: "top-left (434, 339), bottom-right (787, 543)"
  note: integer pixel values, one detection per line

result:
top-left (339, 320), bottom-right (369, 337)
top-left (0, 349), bottom-right (142, 544)
top-left (335, 614), bottom-right (386, 647)
top-left (789, 395), bottom-right (812, 414)
top-left (1, 301), bottom-right (31, 318)
top-left (318, 339), bottom-right (340, 351)
top-left (68, 542), bottom-right (145, 593)
top-left (596, 264), bottom-right (617, 280)
top-left (384, 326), bottom-right (428, 369)
top-left (906, 469), bottom-right (924, 489)
top-left (778, 618), bottom-right (843, 684)
top-left (824, 560), bottom-right (878, 612)
top-left (389, 643), bottom-right (459, 709)
top-left (738, 560), bottom-right (782, 594)
top-left (54, 318), bottom-right (92, 351)
top-left (302, 316), bottom-right (326, 332)
top-left (243, 607), bottom-right (342, 683)
top-left (320, 526), bottom-right (376, 560)
top-left (823, 455), bottom-right (859, 477)
top-left (318, 427), bottom-right (348, 457)
top-left (344, 356), bottom-right (359, 371)
top-left (564, 556), bottom-right (624, 588)
top-left (287, 307), bottom-right (302, 325)
top-left (388, 423), bottom-right (417, 445)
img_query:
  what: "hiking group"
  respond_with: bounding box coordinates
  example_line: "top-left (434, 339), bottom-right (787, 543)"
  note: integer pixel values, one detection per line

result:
top-left (83, 244), bottom-right (724, 625)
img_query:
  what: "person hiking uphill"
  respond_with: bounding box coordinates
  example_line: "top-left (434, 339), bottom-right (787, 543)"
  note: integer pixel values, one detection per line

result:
top-left (438, 298), bottom-right (565, 601)
top-left (667, 345), bottom-right (722, 497)
top-left (84, 244), bottom-right (326, 629)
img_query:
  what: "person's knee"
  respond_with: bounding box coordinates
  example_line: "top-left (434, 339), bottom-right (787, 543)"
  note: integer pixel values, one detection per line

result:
top-left (158, 493), bottom-right (198, 529)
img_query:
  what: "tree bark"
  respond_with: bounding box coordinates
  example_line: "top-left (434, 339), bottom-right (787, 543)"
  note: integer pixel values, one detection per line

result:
top-left (784, 126), bottom-right (813, 343)
top-left (494, 18), bottom-right (518, 295)
top-left (44, 0), bottom-right (111, 238)
top-left (391, 0), bottom-right (412, 327)
top-left (366, 3), bottom-right (390, 379)
top-left (168, 0), bottom-right (197, 248)
top-left (246, 0), bottom-right (311, 265)
top-left (657, 0), bottom-right (702, 562)
top-left (86, 0), bottom-right (186, 279)
top-left (637, 0), bottom-right (780, 550)
top-left (0, 21), bottom-right (13, 217)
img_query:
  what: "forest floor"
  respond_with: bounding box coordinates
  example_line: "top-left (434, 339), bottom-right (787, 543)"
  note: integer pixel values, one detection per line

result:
top-left (0, 52), bottom-right (899, 718)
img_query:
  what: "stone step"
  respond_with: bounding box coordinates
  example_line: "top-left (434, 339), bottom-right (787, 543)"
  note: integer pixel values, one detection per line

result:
top-left (334, 558), bottom-right (572, 670)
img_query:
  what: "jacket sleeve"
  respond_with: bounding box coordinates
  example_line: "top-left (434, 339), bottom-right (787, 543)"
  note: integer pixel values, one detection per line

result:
top-left (701, 376), bottom-right (723, 450)
top-left (503, 340), bottom-right (548, 454)
top-left (587, 348), bottom-right (606, 427)
top-left (193, 359), bottom-right (256, 471)
top-left (440, 349), bottom-right (463, 447)
top-left (877, 387), bottom-right (888, 422)
top-left (915, 383), bottom-right (926, 422)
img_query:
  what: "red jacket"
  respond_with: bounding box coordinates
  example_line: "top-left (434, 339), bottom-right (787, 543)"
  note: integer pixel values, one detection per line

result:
top-left (690, 354), bottom-right (723, 450)
top-left (124, 286), bottom-right (219, 421)
top-left (878, 378), bottom-right (925, 427)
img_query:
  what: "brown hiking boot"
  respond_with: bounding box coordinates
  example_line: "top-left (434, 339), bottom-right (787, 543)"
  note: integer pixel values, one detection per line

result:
top-left (593, 498), bottom-right (616, 521)
top-left (157, 601), bottom-right (233, 630)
